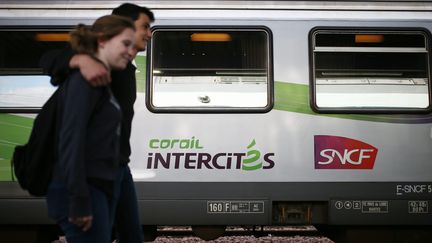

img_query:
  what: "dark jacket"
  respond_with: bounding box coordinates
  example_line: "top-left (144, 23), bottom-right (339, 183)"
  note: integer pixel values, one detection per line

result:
top-left (54, 70), bottom-right (122, 218)
top-left (111, 62), bottom-right (136, 165)
top-left (40, 48), bottom-right (136, 165)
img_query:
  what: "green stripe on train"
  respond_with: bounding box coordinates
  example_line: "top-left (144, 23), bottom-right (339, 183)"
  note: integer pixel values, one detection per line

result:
top-left (0, 114), bottom-right (33, 181)
top-left (135, 55), bottom-right (146, 93)
top-left (274, 81), bottom-right (428, 124)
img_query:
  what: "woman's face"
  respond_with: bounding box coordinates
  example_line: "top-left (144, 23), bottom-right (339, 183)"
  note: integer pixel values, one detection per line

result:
top-left (102, 28), bottom-right (135, 70)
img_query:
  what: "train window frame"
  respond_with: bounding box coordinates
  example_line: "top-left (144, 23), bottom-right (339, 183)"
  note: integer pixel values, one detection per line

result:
top-left (0, 26), bottom-right (72, 113)
top-left (309, 27), bottom-right (432, 114)
top-left (146, 26), bottom-right (274, 113)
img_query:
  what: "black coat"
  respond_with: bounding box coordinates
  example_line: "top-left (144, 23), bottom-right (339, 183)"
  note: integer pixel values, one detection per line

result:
top-left (40, 48), bottom-right (136, 165)
top-left (54, 70), bottom-right (122, 218)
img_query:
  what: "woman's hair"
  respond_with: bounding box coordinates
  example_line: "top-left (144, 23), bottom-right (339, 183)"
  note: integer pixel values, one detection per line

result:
top-left (70, 15), bottom-right (135, 55)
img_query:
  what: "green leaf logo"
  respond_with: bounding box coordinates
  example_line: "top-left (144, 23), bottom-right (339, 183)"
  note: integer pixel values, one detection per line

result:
top-left (242, 139), bottom-right (263, 171)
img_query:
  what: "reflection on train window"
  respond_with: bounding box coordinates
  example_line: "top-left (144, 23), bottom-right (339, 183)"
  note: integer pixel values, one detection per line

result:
top-left (310, 29), bottom-right (431, 112)
top-left (0, 30), bottom-right (69, 109)
top-left (148, 27), bottom-right (272, 112)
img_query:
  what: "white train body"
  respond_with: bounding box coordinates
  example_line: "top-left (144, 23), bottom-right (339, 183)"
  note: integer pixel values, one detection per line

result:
top-left (0, 0), bottom-right (431, 230)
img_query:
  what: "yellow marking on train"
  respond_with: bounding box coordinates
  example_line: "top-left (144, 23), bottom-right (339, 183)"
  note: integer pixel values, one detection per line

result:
top-left (355, 34), bottom-right (384, 43)
top-left (191, 33), bottom-right (232, 42)
top-left (35, 33), bottom-right (70, 42)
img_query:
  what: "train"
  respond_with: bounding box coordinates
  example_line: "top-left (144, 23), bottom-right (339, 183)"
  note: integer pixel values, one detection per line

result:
top-left (0, 0), bottom-right (432, 242)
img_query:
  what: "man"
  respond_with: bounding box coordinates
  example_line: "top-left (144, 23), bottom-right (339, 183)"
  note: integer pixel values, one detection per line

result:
top-left (41, 3), bottom-right (154, 243)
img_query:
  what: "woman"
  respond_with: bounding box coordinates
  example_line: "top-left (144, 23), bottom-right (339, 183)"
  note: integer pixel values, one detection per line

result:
top-left (46, 15), bottom-right (135, 242)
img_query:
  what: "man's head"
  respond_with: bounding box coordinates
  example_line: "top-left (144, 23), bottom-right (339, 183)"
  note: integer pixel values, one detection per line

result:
top-left (112, 3), bottom-right (155, 52)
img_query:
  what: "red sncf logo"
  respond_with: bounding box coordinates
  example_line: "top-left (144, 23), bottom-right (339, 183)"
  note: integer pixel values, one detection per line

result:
top-left (314, 135), bottom-right (378, 169)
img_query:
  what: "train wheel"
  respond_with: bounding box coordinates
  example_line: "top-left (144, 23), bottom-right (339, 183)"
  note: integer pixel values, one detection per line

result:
top-left (143, 225), bottom-right (157, 242)
top-left (192, 225), bottom-right (226, 240)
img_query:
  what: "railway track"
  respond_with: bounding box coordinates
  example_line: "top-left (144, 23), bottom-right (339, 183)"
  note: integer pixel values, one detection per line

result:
top-left (146, 226), bottom-right (334, 243)
top-left (43, 225), bottom-right (432, 243)
top-left (157, 225), bottom-right (322, 236)
top-left (50, 226), bottom-right (334, 242)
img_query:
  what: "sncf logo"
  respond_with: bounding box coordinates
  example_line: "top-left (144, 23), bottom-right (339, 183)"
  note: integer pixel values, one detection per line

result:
top-left (314, 135), bottom-right (378, 169)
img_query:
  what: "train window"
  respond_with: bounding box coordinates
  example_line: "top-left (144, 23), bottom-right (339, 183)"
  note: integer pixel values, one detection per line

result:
top-left (310, 28), bottom-right (432, 113)
top-left (147, 27), bottom-right (273, 112)
top-left (0, 29), bottom-right (70, 111)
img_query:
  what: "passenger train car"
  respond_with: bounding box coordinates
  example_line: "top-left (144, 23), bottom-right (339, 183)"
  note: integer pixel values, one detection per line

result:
top-left (0, 1), bottom-right (431, 242)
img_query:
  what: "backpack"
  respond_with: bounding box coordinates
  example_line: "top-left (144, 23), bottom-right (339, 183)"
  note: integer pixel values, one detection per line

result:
top-left (12, 87), bottom-right (62, 196)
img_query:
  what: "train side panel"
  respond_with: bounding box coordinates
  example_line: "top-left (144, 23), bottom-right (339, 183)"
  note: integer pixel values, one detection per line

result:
top-left (0, 4), bottom-right (431, 229)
